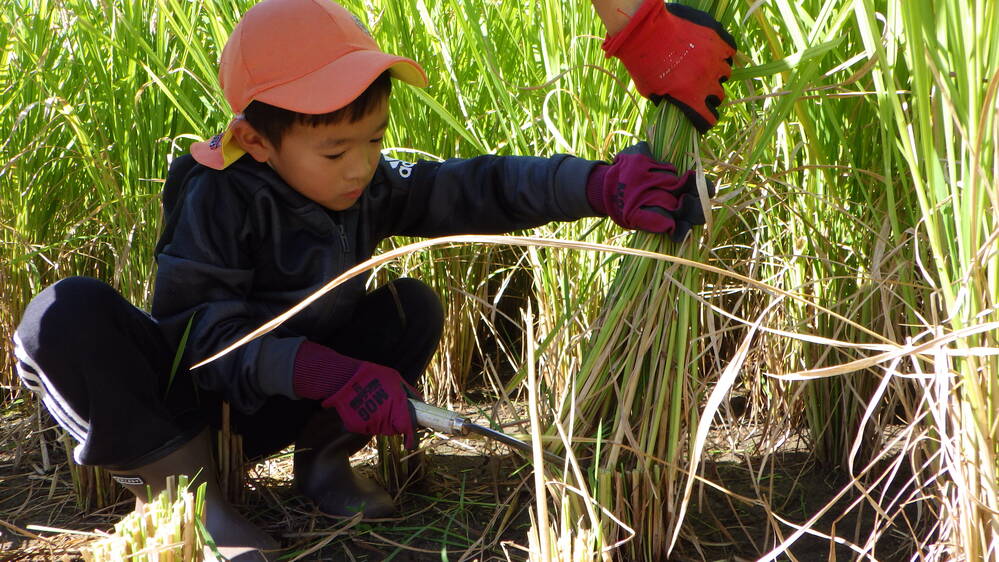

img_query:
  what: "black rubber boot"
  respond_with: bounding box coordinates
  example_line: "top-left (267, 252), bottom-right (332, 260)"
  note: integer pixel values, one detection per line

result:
top-left (107, 429), bottom-right (279, 561)
top-left (293, 409), bottom-right (396, 518)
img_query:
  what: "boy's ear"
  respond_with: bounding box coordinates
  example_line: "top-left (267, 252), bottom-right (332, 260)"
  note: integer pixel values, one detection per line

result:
top-left (231, 119), bottom-right (275, 163)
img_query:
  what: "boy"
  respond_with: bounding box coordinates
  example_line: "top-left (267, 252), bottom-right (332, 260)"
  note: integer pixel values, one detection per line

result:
top-left (13, 0), bottom-right (733, 559)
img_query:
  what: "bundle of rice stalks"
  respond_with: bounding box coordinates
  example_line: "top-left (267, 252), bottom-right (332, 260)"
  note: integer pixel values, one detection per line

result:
top-left (554, 1), bottom-right (743, 557)
top-left (81, 475), bottom-right (208, 562)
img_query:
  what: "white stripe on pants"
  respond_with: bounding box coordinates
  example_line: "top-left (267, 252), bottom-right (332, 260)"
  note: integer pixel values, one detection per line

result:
top-left (13, 331), bottom-right (90, 463)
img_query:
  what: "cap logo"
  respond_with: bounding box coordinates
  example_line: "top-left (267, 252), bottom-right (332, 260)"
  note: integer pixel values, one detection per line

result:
top-left (208, 132), bottom-right (224, 151)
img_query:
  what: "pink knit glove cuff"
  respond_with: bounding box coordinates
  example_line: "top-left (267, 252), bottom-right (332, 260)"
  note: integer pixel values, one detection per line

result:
top-left (292, 340), bottom-right (362, 401)
top-left (585, 164), bottom-right (611, 216)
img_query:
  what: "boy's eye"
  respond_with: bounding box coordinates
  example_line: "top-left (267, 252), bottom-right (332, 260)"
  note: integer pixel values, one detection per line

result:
top-left (371, 137), bottom-right (384, 144)
top-left (325, 153), bottom-right (345, 160)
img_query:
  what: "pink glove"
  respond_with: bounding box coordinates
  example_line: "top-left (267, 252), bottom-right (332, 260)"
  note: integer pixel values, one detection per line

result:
top-left (586, 142), bottom-right (714, 242)
top-left (293, 341), bottom-right (420, 449)
top-left (323, 363), bottom-right (420, 450)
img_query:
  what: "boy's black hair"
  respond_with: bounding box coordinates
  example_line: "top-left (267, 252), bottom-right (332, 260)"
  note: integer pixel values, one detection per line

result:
top-left (243, 70), bottom-right (392, 149)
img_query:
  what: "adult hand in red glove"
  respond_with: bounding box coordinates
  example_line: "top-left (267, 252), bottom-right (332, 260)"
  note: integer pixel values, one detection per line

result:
top-left (293, 341), bottom-right (421, 449)
top-left (586, 142), bottom-right (714, 242)
top-left (602, 0), bottom-right (736, 133)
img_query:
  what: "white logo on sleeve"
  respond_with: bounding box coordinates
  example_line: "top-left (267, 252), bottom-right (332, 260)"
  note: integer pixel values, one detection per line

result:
top-left (384, 157), bottom-right (415, 178)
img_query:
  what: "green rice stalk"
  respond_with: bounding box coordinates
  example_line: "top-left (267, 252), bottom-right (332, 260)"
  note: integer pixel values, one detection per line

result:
top-left (2, 0), bottom-right (234, 490)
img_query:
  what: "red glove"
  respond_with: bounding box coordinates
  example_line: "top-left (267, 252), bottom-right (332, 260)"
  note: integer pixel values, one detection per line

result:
top-left (293, 341), bottom-right (420, 449)
top-left (586, 142), bottom-right (713, 242)
top-left (602, 0), bottom-right (736, 133)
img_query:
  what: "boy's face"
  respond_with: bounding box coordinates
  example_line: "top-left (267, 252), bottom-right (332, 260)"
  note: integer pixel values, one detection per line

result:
top-left (246, 100), bottom-right (389, 211)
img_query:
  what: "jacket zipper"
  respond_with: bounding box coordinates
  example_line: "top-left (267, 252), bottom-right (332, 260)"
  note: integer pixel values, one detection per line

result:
top-left (337, 223), bottom-right (349, 253)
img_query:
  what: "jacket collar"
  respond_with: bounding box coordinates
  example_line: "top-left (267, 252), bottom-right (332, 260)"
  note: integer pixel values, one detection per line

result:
top-left (228, 154), bottom-right (357, 233)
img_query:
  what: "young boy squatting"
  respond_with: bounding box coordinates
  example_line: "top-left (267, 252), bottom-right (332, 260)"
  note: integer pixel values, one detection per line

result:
top-left (12, 0), bottom-right (735, 559)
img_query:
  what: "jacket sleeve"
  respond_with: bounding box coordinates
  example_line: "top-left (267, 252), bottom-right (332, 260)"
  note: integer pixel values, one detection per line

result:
top-left (151, 171), bottom-right (301, 414)
top-left (370, 153), bottom-right (602, 239)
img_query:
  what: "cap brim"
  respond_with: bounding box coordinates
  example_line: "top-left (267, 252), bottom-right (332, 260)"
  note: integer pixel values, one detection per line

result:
top-left (190, 123), bottom-right (247, 170)
top-left (253, 50), bottom-right (428, 114)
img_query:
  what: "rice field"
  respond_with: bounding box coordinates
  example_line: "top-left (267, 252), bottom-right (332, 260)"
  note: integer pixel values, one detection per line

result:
top-left (1, 0), bottom-right (996, 560)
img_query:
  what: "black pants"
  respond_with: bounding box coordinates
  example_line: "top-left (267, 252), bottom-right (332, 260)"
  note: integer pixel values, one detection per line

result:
top-left (13, 276), bottom-right (443, 469)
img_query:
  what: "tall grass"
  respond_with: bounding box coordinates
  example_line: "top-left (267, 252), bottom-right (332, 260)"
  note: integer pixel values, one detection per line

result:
top-left (746, 0), bottom-right (904, 471)
top-left (537, 0), bottom-right (995, 559)
top-left (2, 0), bottom-right (244, 508)
top-left (1, 0), bottom-right (239, 401)
top-left (2, 0), bottom-right (997, 559)
top-left (856, 0), bottom-right (999, 556)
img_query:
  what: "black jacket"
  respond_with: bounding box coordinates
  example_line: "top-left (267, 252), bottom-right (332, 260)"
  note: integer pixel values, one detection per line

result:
top-left (152, 152), bottom-right (600, 413)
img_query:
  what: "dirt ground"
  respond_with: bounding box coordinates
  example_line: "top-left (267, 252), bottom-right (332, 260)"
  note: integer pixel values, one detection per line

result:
top-left (1, 403), bottom-right (919, 561)
top-left (0, 404), bottom-right (538, 561)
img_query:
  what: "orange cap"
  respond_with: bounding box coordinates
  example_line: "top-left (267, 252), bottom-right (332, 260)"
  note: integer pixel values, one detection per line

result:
top-left (191, 0), bottom-right (428, 170)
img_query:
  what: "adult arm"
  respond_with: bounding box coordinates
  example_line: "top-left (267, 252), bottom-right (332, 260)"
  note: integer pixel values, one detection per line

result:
top-left (591, 0), bottom-right (642, 34)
